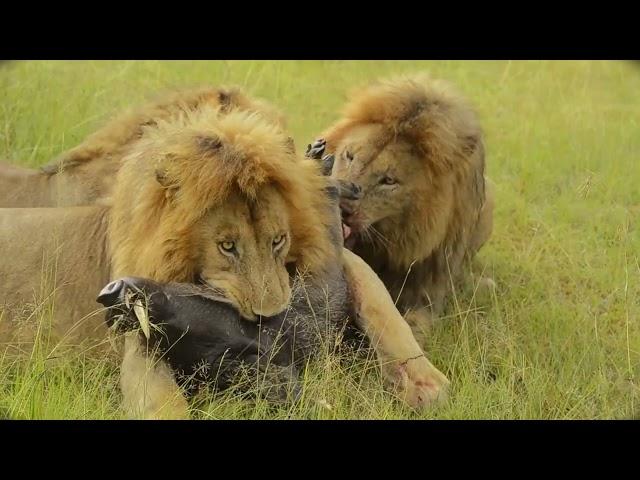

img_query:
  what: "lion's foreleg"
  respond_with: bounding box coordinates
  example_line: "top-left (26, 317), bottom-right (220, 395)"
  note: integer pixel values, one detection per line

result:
top-left (120, 333), bottom-right (190, 420)
top-left (341, 248), bottom-right (449, 409)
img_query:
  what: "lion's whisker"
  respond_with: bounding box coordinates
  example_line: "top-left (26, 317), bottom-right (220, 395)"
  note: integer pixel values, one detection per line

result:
top-left (364, 224), bottom-right (390, 250)
top-left (369, 225), bottom-right (391, 248)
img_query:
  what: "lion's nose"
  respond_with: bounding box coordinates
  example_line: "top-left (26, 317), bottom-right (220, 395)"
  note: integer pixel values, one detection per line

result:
top-left (340, 181), bottom-right (362, 200)
top-left (340, 199), bottom-right (358, 218)
top-left (251, 290), bottom-right (291, 318)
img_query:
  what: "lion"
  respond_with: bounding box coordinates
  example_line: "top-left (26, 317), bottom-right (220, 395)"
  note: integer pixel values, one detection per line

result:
top-left (0, 106), bottom-right (448, 419)
top-left (0, 86), bottom-right (285, 208)
top-left (308, 73), bottom-right (495, 336)
top-left (0, 206), bottom-right (111, 349)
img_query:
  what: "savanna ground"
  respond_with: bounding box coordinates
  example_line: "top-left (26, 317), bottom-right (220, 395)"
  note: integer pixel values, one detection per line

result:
top-left (0, 60), bottom-right (638, 419)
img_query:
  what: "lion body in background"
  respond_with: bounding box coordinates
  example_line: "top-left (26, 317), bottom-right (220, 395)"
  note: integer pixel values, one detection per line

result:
top-left (0, 86), bottom-right (285, 208)
top-left (0, 206), bottom-right (111, 348)
top-left (321, 73), bottom-right (494, 333)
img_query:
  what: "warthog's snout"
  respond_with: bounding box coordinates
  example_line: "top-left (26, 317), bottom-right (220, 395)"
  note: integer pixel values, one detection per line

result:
top-left (96, 278), bottom-right (126, 307)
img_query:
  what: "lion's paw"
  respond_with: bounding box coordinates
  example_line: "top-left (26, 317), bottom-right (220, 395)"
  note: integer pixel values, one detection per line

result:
top-left (384, 355), bottom-right (450, 410)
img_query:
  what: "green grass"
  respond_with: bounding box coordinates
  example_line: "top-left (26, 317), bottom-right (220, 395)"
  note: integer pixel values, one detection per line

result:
top-left (1, 60), bottom-right (638, 419)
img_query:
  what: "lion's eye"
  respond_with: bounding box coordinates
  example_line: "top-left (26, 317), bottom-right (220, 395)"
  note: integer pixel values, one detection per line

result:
top-left (219, 241), bottom-right (236, 255)
top-left (380, 176), bottom-right (397, 186)
top-left (273, 234), bottom-right (286, 251)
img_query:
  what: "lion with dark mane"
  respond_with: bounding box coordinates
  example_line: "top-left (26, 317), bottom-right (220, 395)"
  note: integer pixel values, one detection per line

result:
top-left (311, 73), bottom-right (494, 336)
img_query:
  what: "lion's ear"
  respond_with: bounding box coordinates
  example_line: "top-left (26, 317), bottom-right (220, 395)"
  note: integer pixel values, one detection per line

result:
top-left (284, 136), bottom-right (296, 154)
top-left (217, 88), bottom-right (238, 112)
top-left (196, 134), bottom-right (223, 153)
top-left (218, 89), bottom-right (230, 105)
top-left (155, 168), bottom-right (180, 200)
top-left (463, 134), bottom-right (482, 155)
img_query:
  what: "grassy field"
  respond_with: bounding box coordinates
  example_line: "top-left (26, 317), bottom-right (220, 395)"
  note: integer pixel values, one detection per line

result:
top-left (1, 60), bottom-right (638, 419)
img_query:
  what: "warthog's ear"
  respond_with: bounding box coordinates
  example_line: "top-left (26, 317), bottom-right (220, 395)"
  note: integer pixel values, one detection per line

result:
top-left (320, 154), bottom-right (335, 176)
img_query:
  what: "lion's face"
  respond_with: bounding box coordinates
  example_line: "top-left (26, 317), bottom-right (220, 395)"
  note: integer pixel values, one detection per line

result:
top-left (195, 185), bottom-right (292, 321)
top-left (110, 107), bottom-right (335, 323)
top-left (331, 124), bottom-right (427, 239)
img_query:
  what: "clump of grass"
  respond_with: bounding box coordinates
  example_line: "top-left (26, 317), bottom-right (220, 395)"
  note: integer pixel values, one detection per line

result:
top-left (0, 313), bottom-right (123, 420)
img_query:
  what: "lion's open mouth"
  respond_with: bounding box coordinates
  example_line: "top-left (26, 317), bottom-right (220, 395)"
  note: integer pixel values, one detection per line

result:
top-left (339, 200), bottom-right (367, 248)
top-left (342, 223), bottom-right (352, 240)
top-left (342, 222), bottom-right (359, 250)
